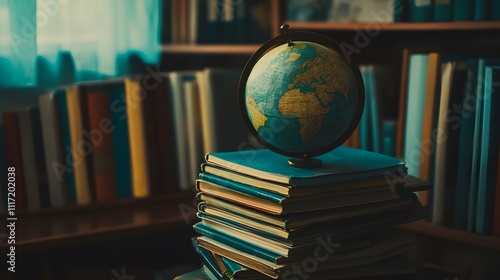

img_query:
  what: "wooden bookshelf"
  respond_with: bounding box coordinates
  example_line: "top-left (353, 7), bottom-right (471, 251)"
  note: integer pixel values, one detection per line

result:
top-left (287, 21), bottom-right (500, 32)
top-left (0, 192), bottom-right (197, 254)
top-left (399, 220), bottom-right (500, 250)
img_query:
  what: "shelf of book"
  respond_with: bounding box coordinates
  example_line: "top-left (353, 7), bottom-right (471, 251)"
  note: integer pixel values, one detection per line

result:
top-left (399, 220), bottom-right (500, 250)
top-left (161, 44), bottom-right (261, 55)
top-left (286, 21), bottom-right (500, 32)
top-left (0, 192), bottom-right (197, 255)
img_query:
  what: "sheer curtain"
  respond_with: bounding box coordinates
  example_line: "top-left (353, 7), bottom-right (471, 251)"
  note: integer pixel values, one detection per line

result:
top-left (0, 0), bottom-right (160, 87)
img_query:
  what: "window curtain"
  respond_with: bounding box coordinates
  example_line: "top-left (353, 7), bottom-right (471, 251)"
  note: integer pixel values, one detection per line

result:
top-left (0, 0), bottom-right (160, 87)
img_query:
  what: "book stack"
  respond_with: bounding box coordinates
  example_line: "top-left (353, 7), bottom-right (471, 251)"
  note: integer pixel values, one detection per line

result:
top-left (188, 147), bottom-right (429, 279)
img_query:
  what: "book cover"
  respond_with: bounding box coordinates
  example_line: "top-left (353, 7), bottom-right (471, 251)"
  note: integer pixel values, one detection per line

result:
top-left (184, 80), bottom-right (204, 188)
top-left (394, 0), bottom-right (408, 22)
top-left (66, 85), bottom-right (95, 205)
top-left (467, 59), bottom-right (487, 232)
top-left (409, 0), bottom-right (433, 22)
top-left (206, 146), bottom-right (405, 187)
top-left (2, 112), bottom-right (28, 211)
top-left (475, 66), bottom-right (500, 234)
top-left (125, 77), bottom-right (151, 198)
top-left (192, 239), bottom-right (225, 280)
top-left (434, 0), bottom-right (452, 22)
top-left (54, 89), bottom-right (77, 203)
top-left (169, 71), bottom-right (197, 190)
top-left (86, 91), bottom-right (116, 202)
top-left (19, 107), bottom-right (50, 210)
top-left (454, 59), bottom-right (480, 230)
top-left (474, 0), bottom-right (490, 21)
top-left (453, 0), bottom-right (474, 21)
top-left (39, 92), bottom-right (68, 208)
top-left (492, 0), bottom-right (500, 20)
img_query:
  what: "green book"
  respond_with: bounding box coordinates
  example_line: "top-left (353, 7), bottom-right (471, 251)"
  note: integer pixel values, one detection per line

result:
top-left (205, 146), bottom-right (405, 187)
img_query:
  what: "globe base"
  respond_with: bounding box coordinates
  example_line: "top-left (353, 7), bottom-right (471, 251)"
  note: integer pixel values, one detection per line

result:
top-left (288, 157), bottom-right (323, 169)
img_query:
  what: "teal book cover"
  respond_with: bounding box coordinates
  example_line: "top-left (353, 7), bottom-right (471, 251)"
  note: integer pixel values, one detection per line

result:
top-left (454, 59), bottom-right (479, 230)
top-left (492, 0), bottom-right (500, 20)
top-left (475, 66), bottom-right (500, 234)
top-left (108, 85), bottom-right (132, 198)
top-left (404, 54), bottom-right (429, 177)
top-left (434, 0), bottom-right (453, 22)
top-left (409, 0), bottom-right (433, 22)
top-left (193, 222), bottom-right (282, 263)
top-left (453, 0), bottom-right (474, 20)
top-left (473, 0), bottom-right (489, 20)
top-left (55, 89), bottom-right (77, 203)
top-left (205, 146), bottom-right (405, 187)
top-left (198, 173), bottom-right (285, 203)
top-left (467, 59), bottom-right (486, 232)
top-left (394, 0), bottom-right (408, 22)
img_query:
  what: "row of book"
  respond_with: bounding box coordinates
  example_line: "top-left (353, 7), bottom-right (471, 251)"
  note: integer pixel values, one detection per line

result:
top-left (0, 68), bottom-right (252, 212)
top-left (401, 52), bottom-right (500, 235)
top-left (162, 0), bottom-right (272, 44)
top-left (180, 146), bottom-right (429, 279)
top-left (286, 0), bottom-right (500, 23)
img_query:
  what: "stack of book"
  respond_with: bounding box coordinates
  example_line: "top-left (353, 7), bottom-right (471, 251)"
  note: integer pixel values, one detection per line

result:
top-left (186, 147), bottom-right (429, 279)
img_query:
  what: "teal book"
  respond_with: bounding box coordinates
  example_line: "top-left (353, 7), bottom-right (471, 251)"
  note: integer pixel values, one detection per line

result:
top-left (404, 54), bottom-right (429, 177)
top-left (367, 66), bottom-right (380, 153)
top-left (359, 66), bottom-right (371, 151)
top-left (108, 84), bottom-right (133, 198)
top-left (409, 0), bottom-right (433, 22)
top-left (475, 66), bottom-right (500, 234)
top-left (193, 222), bottom-right (283, 264)
top-left (382, 120), bottom-right (396, 157)
top-left (394, 0), bottom-right (408, 22)
top-left (467, 59), bottom-right (486, 232)
top-left (474, 0), bottom-right (489, 21)
top-left (492, 0), bottom-right (500, 20)
top-left (453, 0), bottom-right (474, 20)
top-left (454, 59), bottom-right (479, 230)
top-left (205, 146), bottom-right (405, 187)
top-left (434, 0), bottom-right (453, 22)
top-left (54, 89), bottom-right (77, 203)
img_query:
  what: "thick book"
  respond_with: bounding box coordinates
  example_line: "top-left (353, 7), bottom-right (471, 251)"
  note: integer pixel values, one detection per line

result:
top-left (409, 0), bottom-right (433, 22)
top-left (434, 0), bottom-right (452, 22)
top-left (453, 0), bottom-right (474, 21)
top-left (184, 80), bottom-right (204, 187)
top-left (205, 146), bottom-right (406, 187)
top-left (474, 0), bottom-right (489, 21)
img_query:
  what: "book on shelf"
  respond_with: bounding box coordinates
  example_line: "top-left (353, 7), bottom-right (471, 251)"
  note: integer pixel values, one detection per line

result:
top-left (434, 0), bottom-right (452, 22)
top-left (192, 146), bottom-right (428, 278)
top-left (184, 80), bottom-right (204, 186)
top-left (453, 0), bottom-right (474, 21)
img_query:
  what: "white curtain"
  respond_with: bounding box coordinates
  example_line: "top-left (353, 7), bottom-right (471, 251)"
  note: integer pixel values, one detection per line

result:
top-left (0, 0), bottom-right (160, 87)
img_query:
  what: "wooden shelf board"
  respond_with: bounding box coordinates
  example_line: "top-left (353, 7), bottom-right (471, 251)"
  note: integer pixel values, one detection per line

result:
top-left (162, 44), bottom-right (260, 55)
top-left (286, 21), bottom-right (500, 32)
top-left (399, 220), bottom-right (500, 250)
top-left (0, 192), bottom-right (197, 254)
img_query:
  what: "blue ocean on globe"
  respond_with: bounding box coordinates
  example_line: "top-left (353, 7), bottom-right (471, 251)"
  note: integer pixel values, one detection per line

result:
top-left (244, 41), bottom-right (358, 155)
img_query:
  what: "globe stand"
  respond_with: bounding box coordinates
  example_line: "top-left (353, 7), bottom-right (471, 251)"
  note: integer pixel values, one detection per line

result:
top-left (288, 157), bottom-right (323, 168)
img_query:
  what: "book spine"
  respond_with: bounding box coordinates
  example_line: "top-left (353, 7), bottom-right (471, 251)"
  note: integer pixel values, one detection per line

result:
top-left (453, 0), bottom-right (474, 21)
top-left (66, 86), bottom-right (95, 205)
top-left (434, 0), bottom-right (453, 22)
top-left (409, 0), bottom-right (433, 22)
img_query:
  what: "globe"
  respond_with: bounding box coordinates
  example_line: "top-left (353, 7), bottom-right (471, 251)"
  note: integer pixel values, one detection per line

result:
top-left (239, 30), bottom-right (364, 166)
